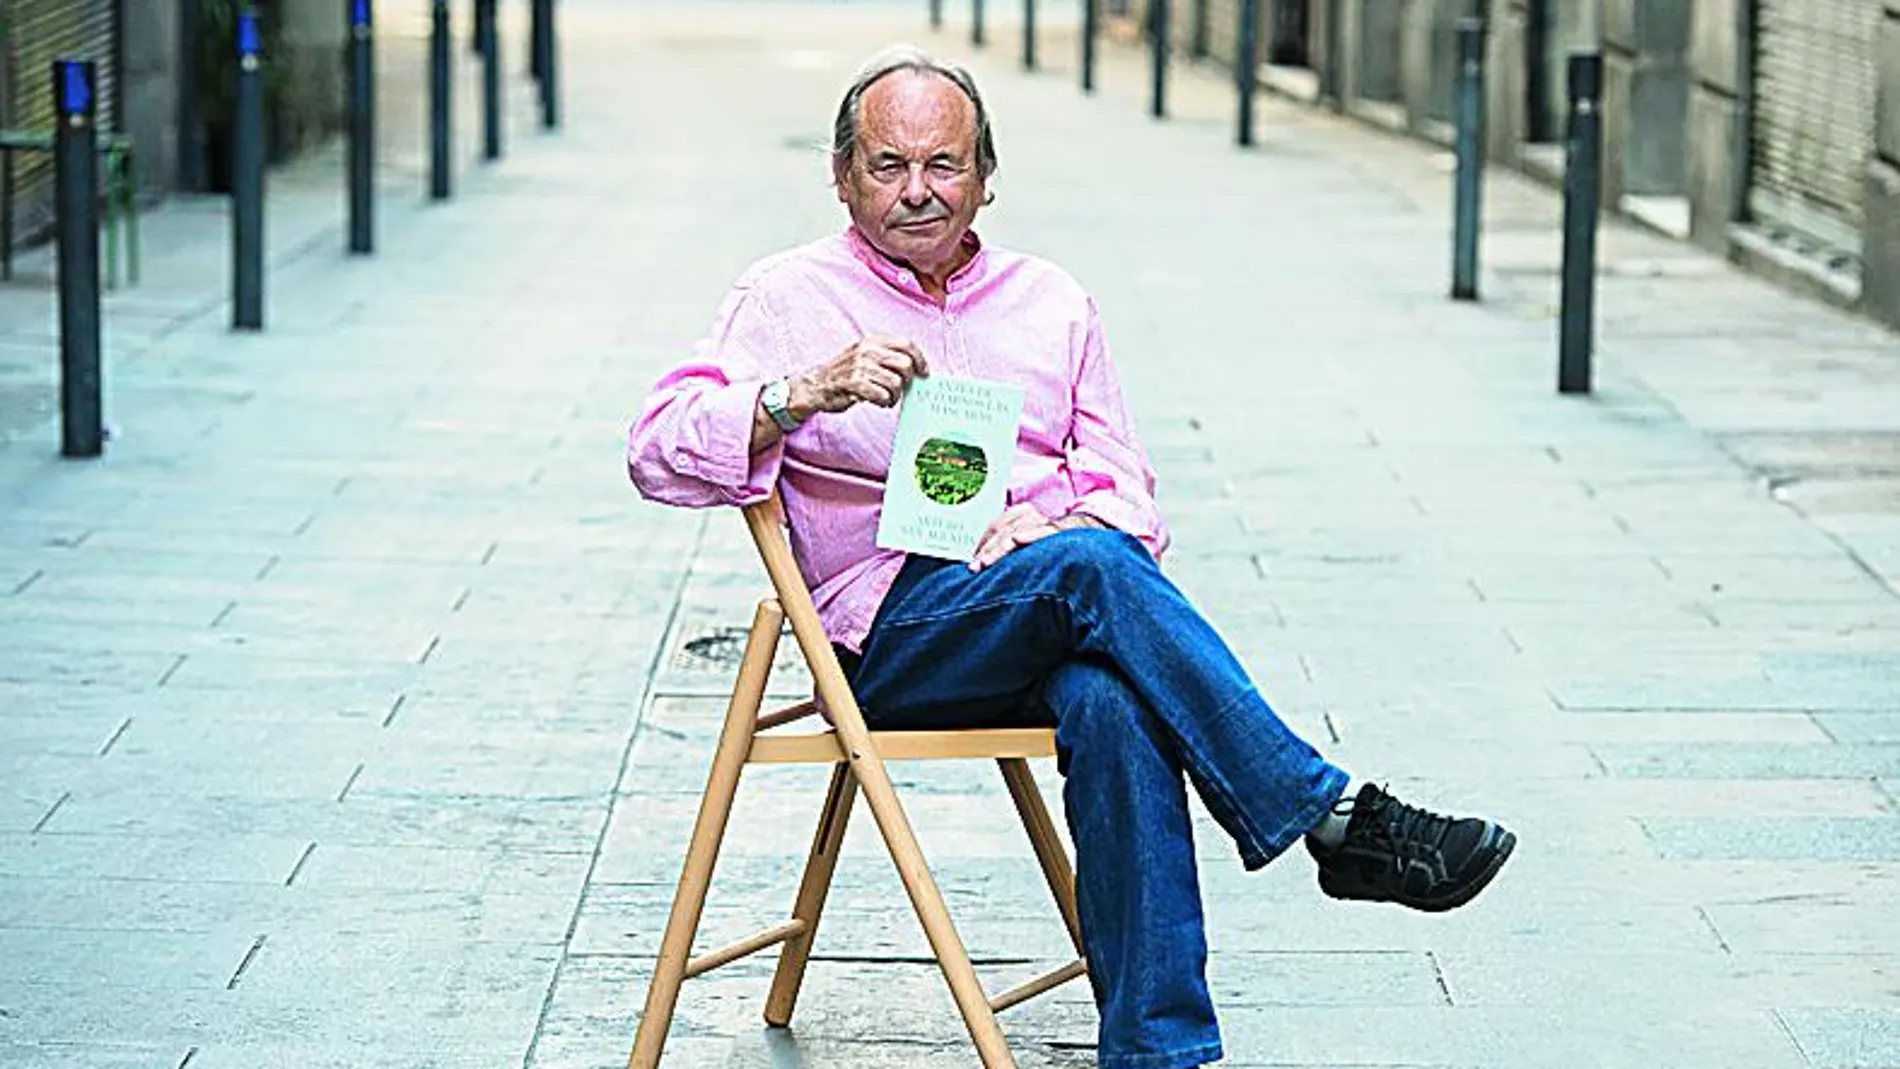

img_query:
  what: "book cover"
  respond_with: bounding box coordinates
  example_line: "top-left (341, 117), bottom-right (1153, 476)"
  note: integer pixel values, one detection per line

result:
top-left (876, 375), bottom-right (1026, 561)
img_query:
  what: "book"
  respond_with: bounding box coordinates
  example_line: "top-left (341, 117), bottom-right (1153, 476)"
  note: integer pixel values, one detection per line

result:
top-left (876, 375), bottom-right (1026, 561)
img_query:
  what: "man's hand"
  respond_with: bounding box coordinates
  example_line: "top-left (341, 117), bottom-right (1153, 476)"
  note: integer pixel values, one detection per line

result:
top-left (970, 505), bottom-right (1102, 572)
top-left (791, 336), bottom-right (929, 417)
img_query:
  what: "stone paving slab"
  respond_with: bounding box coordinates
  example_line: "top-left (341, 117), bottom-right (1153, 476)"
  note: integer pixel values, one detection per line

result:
top-left (0, 1), bottom-right (1896, 1067)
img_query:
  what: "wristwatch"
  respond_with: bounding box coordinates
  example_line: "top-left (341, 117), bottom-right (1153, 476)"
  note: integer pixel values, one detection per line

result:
top-left (760, 378), bottom-right (804, 433)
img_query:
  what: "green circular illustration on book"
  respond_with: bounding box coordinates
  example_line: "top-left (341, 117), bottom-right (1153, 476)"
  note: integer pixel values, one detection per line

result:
top-left (915, 437), bottom-right (989, 506)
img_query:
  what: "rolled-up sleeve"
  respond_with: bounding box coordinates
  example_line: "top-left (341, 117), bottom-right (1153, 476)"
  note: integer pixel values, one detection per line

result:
top-left (1064, 300), bottom-right (1171, 558)
top-left (627, 286), bottom-right (785, 508)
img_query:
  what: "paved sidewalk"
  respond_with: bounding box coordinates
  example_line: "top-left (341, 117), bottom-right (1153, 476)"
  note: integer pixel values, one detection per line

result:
top-left (3, 2), bottom-right (1899, 1068)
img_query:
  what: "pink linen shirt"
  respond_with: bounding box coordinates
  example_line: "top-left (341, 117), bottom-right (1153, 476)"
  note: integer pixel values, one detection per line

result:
top-left (627, 227), bottom-right (1170, 653)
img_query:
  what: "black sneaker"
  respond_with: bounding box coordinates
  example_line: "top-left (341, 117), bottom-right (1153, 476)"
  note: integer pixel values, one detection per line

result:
top-left (1305, 784), bottom-right (1515, 912)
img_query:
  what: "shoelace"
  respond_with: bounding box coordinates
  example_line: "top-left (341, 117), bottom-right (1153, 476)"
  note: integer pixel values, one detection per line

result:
top-left (1354, 788), bottom-right (1453, 864)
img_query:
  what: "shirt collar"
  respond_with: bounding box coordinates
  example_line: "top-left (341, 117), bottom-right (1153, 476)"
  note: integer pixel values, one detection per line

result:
top-left (844, 225), bottom-right (988, 300)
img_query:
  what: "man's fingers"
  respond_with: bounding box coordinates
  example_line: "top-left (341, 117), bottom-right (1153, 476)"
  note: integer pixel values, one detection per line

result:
top-left (969, 509), bottom-right (1058, 572)
top-left (891, 339), bottom-right (929, 377)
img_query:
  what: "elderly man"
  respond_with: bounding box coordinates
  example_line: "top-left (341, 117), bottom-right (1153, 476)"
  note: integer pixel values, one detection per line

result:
top-left (628, 45), bottom-right (1514, 1069)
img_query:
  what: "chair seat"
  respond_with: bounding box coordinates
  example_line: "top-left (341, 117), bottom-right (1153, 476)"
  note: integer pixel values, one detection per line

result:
top-left (748, 727), bottom-right (1056, 765)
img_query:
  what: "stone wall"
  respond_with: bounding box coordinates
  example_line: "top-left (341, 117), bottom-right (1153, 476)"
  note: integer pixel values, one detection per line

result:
top-left (274, 0), bottom-right (347, 157)
top-left (121, 0), bottom-right (182, 198)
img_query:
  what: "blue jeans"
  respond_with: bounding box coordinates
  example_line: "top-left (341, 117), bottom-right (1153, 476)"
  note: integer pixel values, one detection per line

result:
top-left (845, 529), bottom-right (1351, 1069)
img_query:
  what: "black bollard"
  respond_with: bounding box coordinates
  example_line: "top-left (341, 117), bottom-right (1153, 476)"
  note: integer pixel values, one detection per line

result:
top-left (480, 0), bottom-right (501, 161)
top-left (1321, 0), bottom-right (1343, 109)
top-left (1081, 0), bottom-right (1097, 93)
top-left (973, 0), bottom-right (986, 48)
top-left (233, 8), bottom-right (265, 331)
top-left (1558, 51), bottom-right (1601, 394)
top-left (536, 0), bottom-right (560, 129)
top-left (1151, 0), bottom-right (1170, 118)
top-left (348, 0), bottom-right (375, 254)
top-left (470, 0), bottom-right (487, 54)
top-left (54, 61), bottom-right (102, 458)
top-left (1450, 16), bottom-right (1486, 300)
top-left (1023, 0), bottom-right (1037, 70)
top-left (1236, 0), bottom-right (1259, 146)
top-left (531, 0), bottom-right (545, 79)
top-left (430, 0), bottom-right (452, 198)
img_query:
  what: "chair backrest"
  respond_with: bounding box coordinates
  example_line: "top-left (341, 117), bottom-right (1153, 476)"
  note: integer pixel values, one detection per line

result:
top-left (740, 493), bottom-right (874, 733)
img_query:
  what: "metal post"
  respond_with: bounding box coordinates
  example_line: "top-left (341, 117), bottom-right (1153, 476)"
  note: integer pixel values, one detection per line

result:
top-left (1558, 51), bottom-right (1601, 395)
top-left (54, 60), bottom-right (102, 458)
top-left (1450, 16), bottom-right (1486, 300)
top-left (1524, 0), bottom-right (1551, 142)
top-left (1150, 0), bottom-right (1169, 118)
top-left (480, 0), bottom-right (501, 161)
top-left (1236, 0), bottom-right (1259, 146)
top-left (973, 0), bottom-right (986, 48)
top-left (233, 8), bottom-right (265, 332)
top-left (1081, 0), bottom-right (1097, 93)
top-left (537, 0), bottom-right (560, 129)
top-left (1322, 0), bottom-right (1343, 109)
top-left (430, 0), bottom-right (452, 198)
top-left (470, 0), bottom-right (486, 54)
top-left (177, 0), bottom-right (206, 190)
top-left (531, 0), bottom-right (547, 79)
top-left (1023, 0), bottom-right (1037, 70)
top-left (348, 0), bottom-right (374, 254)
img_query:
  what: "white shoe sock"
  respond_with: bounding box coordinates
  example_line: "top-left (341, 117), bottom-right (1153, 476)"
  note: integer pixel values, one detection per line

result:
top-left (1307, 782), bottom-right (1357, 850)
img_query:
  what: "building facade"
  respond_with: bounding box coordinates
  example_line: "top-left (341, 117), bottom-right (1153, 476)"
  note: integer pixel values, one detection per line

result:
top-left (1, 0), bottom-right (344, 254)
top-left (1152, 0), bottom-right (1900, 330)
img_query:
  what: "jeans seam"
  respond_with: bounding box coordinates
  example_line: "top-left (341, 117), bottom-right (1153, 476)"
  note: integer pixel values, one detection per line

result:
top-left (1099, 1039), bottom-right (1224, 1069)
top-left (876, 591), bottom-right (1065, 632)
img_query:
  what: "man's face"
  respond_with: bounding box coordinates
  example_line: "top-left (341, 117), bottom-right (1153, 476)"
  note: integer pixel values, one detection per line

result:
top-left (836, 71), bottom-right (987, 275)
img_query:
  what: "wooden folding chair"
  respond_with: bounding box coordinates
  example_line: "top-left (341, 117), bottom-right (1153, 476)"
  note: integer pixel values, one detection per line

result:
top-left (627, 495), bottom-right (1088, 1068)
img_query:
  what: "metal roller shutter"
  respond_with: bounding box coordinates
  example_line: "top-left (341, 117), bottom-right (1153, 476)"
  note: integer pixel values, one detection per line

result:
top-left (1747, 0), bottom-right (1879, 258)
top-left (3, 0), bottom-right (121, 246)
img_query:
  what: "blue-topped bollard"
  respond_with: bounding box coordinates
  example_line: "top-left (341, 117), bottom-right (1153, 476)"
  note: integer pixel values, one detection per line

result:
top-left (1558, 51), bottom-right (1602, 394)
top-left (1151, 0), bottom-right (1170, 118)
top-left (233, 8), bottom-right (265, 331)
top-left (1081, 0), bottom-right (1097, 93)
top-left (430, 0), bottom-right (452, 198)
top-left (535, 0), bottom-right (559, 129)
top-left (1236, 0), bottom-right (1259, 146)
top-left (1450, 16), bottom-right (1487, 300)
top-left (480, 0), bottom-right (501, 160)
top-left (54, 60), bottom-right (102, 458)
top-left (348, 0), bottom-right (375, 254)
top-left (1023, 0), bottom-right (1037, 70)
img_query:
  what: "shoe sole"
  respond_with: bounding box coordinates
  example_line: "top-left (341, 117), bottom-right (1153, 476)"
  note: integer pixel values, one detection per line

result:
top-left (1320, 827), bottom-right (1517, 913)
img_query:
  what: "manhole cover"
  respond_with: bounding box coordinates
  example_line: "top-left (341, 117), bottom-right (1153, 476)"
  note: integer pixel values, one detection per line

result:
top-left (667, 621), bottom-right (808, 677)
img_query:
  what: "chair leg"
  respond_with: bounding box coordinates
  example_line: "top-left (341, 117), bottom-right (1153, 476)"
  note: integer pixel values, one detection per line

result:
top-left (854, 760), bottom-right (1018, 1068)
top-left (627, 601), bottom-right (783, 1069)
top-left (763, 761), bottom-right (857, 1027)
top-left (998, 758), bottom-right (1084, 954)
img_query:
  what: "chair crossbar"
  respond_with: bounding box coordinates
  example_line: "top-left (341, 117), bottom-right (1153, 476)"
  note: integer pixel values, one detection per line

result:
top-left (988, 959), bottom-right (1088, 1013)
top-left (747, 728), bottom-right (1058, 765)
top-left (684, 920), bottom-right (809, 979)
top-left (756, 700), bottom-right (817, 731)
